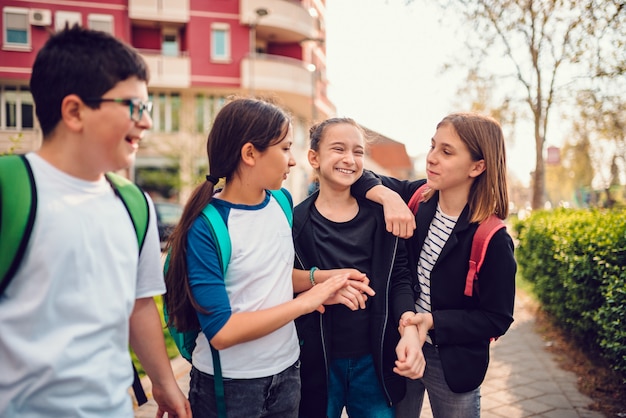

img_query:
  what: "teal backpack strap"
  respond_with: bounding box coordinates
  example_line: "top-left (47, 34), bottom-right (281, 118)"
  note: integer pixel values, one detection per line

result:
top-left (200, 204), bottom-right (231, 275)
top-left (0, 155), bottom-right (37, 294)
top-left (270, 188), bottom-right (293, 227)
top-left (105, 172), bottom-right (149, 253)
top-left (198, 202), bottom-right (231, 418)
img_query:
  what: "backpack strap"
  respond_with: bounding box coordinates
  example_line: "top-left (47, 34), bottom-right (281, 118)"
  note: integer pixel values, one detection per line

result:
top-left (200, 204), bottom-right (230, 276)
top-left (407, 184), bottom-right (430, 215)
top-left (104, 172), bottom-right (150, 406)
top-left (0, 155), bottom-right (37, 294)
top-left (270, 188), bottom-right (293, 227)
top-left (464, 215), bottom-right (506, 297)
top-left (105, 172), bottom-right (149, 253)
top-left (197, 203), bottom-right (231, 418)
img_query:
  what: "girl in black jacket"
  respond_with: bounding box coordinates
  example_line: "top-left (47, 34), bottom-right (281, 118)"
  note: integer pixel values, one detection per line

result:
top-left (352, 113), bottom-right (516, 418)
top-left (293, 118), bottom-right (426, 418)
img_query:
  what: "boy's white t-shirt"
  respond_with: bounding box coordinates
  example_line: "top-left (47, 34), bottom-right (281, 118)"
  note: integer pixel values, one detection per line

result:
top-left (0, 153), bottom-right (165, 418)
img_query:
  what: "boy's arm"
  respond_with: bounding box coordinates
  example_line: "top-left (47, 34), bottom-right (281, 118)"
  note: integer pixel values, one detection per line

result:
top-left (129, 297), bottom-right (191, 418)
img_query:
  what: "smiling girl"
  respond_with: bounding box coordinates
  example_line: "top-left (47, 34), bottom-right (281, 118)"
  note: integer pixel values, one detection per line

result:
top-left (293, 118), bottom-right (425, 418)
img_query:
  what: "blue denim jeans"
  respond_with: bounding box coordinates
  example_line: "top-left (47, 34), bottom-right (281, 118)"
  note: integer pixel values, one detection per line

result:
top-left (327, 354), bottom-right (395, 418)
top-left (396, 343), bottom-right (480, 418)
top-left (188, 361), bottom-right (301, 418)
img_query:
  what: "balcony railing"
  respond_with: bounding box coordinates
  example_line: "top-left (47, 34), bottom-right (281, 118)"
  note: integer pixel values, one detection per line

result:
top-left (240, 0), bottom-right (317, 43)
top-left (139, 51), bottom-right (190, 88)
top-left (129, 0), bottom-right (189, 23)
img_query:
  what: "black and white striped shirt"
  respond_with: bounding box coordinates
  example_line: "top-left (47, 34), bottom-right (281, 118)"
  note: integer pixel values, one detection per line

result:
top-left (415, 204), bottom-right (458, 320)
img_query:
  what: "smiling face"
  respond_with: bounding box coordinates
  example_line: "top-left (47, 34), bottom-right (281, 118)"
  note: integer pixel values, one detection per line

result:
top-left (426, 123), bottom-right (484, 195)
top-left (80, 76), bottom-right (152, 175)
top-left (309, 123), bottom-right (365, 190)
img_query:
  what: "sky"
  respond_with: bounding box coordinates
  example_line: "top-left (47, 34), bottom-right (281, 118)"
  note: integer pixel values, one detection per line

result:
top-left (324, 0), bottom-right (537, 185)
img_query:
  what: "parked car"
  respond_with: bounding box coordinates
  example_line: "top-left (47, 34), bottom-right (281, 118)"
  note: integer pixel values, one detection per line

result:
top-left (154, 201), bottom-right (183, 249)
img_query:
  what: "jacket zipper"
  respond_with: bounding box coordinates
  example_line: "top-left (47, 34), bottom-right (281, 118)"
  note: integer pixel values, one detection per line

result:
top-left (379, 236), bottom-right (398, 405)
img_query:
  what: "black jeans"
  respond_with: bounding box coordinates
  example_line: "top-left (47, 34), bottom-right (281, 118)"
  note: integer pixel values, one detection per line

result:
top-left (188, 361), bottom-right (301, 418)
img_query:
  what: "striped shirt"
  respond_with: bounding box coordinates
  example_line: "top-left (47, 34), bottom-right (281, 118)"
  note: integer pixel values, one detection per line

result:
top-left (415, 204), bottom-right (458, 344)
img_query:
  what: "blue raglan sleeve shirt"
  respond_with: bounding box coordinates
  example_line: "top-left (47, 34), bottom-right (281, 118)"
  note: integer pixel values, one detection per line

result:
top-left (186, 207), bottom-right (232, 342)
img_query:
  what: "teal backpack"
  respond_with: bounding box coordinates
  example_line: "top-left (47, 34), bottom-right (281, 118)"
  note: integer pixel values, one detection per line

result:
top-left (163, 189), bottom-right (292, 417)
top-left (0, 154), bottom-right (150, 405)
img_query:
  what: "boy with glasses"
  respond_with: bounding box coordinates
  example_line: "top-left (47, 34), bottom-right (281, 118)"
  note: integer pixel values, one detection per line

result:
top-left (0, 25), bottom-right (190, 417)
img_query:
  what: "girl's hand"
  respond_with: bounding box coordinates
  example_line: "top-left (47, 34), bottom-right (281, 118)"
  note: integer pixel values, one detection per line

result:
top-left (393, 323), bottom-right (426, 379)
top-left (401, 313), bottom-right (433, 346)
top-left (366, 185), bottom-right (416, 238)
top-left (295, 273), bottom-right (349, 313)
top-left (325, 279), bottom-right (375, 310)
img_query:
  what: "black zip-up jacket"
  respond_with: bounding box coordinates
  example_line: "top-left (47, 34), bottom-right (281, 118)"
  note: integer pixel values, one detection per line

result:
top-left (293, 192), bottom-right (416, 418)
top-left (352, 172), bottom-right (516, 393)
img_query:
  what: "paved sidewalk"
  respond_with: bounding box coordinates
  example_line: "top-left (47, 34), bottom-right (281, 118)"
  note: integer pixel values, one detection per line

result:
top-left (134, 292), bottom-right (604, 417)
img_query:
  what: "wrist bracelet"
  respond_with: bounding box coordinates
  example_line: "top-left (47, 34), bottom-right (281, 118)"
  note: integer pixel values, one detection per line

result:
top-left (309, 266), bottom-right (319, 286)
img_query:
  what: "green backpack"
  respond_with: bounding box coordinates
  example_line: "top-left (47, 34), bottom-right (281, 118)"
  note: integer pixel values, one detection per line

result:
top-left (0, 154), bottom-right (150, 404)
top-left (162, 189), bottom-right (292, 418)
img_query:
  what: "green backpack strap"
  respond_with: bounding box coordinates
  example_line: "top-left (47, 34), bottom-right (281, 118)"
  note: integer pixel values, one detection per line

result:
top-left (104, 172), bottom-right (149, 406)
top-left (105, 172), bottom-right (149, 253)
top-left (0, 155), bottom-right (37, 294)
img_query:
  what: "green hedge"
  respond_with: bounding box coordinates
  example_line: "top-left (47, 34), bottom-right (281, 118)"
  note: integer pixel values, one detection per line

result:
top-left (514, 208), bottom-right (626, 380)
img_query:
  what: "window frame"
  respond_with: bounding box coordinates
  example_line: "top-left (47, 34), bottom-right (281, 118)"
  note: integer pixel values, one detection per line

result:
top-left (2, 7), bottom-right (31, 51)
top-left (54, 10), bottom-right (82, 32)
top-left (0, 85), bottom-right (35, 130)
top-left (87, 13), bottom-right (114, 34)
top-left (210, 23), bottom-right (231, 63)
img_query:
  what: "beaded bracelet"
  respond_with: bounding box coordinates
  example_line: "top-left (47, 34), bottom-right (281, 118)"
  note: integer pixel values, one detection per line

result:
top-left (309, 266), bottom-right (319, 286)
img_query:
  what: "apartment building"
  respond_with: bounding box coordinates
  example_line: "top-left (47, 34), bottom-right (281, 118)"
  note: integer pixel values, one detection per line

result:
top-left (0, 0), bottom-right (332, 202)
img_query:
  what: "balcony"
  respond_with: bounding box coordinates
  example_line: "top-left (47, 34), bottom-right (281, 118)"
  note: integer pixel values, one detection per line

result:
top-left (242, 54), bottom-right (316, 118)
top-left (129, 0), bottom-right (189, 23)
top-left (140, 52), bottom-right (190, 88)
top-left (240, 0), bottom-right (317, 43)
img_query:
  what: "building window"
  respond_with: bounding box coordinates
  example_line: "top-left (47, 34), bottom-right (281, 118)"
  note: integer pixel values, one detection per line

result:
top-left (195, 95), bottom-right (226, 134)
top-left (151, 92), bottom-right (181, 133)
top-left (3, 7), bottom-right (30, 50)
top-left (55, 11), bottom-right (81, 32)
top-left (170, 93), bottom-right (180, 132)
top-left (88, 14), bottom-right (113, 34)
top-left (162, 29), bottom-right (179, 57)
top-left (1, 85), bottom-right (35, 130)
top-left (211, 24), bottom-right (230, 62)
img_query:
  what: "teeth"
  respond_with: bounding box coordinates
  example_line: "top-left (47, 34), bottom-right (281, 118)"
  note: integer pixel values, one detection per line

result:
top-left (337, 168), bottom-right (354, 174)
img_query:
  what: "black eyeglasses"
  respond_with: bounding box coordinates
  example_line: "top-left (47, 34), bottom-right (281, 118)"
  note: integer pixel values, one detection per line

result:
top-left (82, 98), bottom-right (153, 122)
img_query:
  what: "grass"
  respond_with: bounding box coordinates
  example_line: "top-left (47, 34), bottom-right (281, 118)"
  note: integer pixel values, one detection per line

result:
top-left (131, 295), bottom-right (179, 377)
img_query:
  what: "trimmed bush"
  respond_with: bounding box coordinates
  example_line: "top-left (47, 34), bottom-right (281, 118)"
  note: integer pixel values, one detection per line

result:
top-left (514, 208), bottom-right (626, 380)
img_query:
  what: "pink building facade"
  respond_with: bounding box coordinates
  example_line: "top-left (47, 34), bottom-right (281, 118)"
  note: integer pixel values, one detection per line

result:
top-left (0, 0), bottom-right (333, 202)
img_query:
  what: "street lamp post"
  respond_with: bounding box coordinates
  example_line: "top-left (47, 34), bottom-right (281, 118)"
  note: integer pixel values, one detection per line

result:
top-left (249, 7), bottom-right (268, 97)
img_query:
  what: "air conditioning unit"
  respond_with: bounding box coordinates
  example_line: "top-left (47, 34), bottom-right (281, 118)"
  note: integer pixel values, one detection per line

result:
top-left (29, 9), bottom-right (52, 26)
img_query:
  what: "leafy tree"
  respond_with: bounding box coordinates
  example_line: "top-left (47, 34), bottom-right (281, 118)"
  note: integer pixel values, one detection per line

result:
top-left (405, 0), bottom-right (625, 209)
